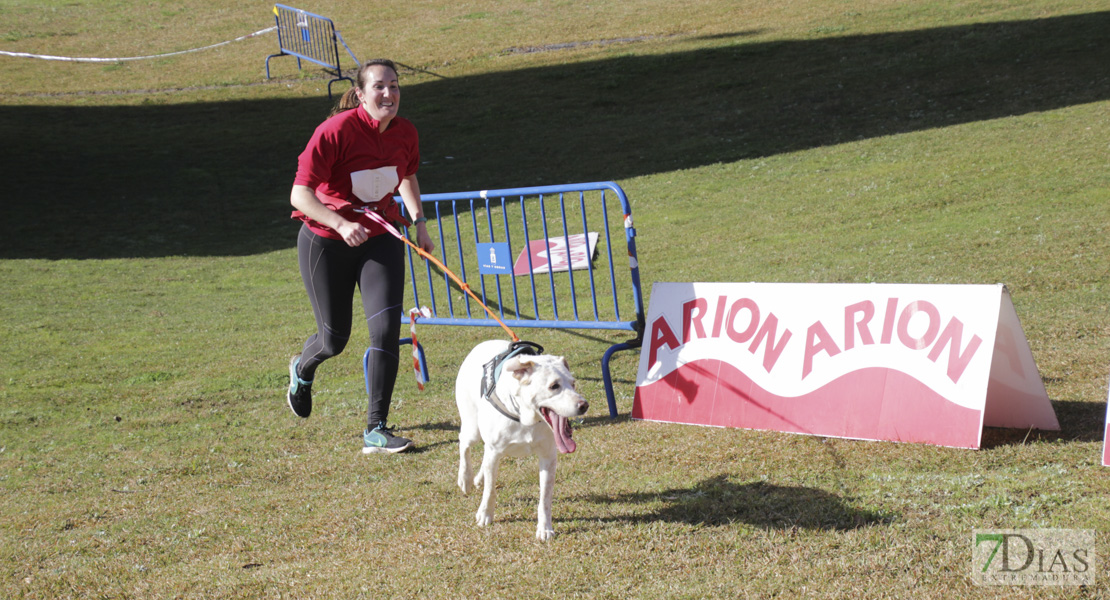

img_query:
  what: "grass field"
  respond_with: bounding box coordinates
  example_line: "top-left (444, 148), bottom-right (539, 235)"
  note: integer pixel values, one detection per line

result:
top-left (2, 0), bottom-right (1108, 598)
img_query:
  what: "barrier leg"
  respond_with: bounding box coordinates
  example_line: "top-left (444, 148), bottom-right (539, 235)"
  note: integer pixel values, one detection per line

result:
top-left (327, 75), bottom-right (354, 100)
top-left (601, 340), bottom-right (642, 419)
top-left (265, 53), bottom-right (284, 79)
top-left (409, 338), bottom-right (431, 383)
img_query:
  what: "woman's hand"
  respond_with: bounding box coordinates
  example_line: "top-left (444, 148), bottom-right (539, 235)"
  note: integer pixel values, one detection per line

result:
top-left (335, 219), bottom-right (371, 247)
top-left (292, 184), bottom-right (365, 245)
top-left (414, 222), bottom-right (435, 253)
top-left (290, 185), bottom-right (371, 247)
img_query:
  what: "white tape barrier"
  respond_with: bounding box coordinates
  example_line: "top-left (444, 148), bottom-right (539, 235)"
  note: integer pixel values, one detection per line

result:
top-left (0, 26), bottom-right (276, 63)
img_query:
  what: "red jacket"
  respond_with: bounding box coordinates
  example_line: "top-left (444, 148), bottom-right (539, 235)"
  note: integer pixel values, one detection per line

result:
top-left (291, 107), bottom-right (420, 239)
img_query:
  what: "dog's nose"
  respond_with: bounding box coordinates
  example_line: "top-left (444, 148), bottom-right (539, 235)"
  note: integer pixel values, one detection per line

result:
top-left (577, 400), bottom-right (589, 415)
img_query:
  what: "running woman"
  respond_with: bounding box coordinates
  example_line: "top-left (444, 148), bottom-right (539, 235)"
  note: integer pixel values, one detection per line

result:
top-left (286, 59), bottom-right (434, 454)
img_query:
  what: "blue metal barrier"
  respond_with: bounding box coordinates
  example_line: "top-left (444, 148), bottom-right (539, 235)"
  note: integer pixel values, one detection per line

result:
top-left (265, 4), bottom-right (359, 98)
top-left (365, 181), bottom-right (645, 418)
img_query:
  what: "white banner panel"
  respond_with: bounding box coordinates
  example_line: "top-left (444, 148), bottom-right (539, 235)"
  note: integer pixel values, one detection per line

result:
top-left (633, 282), bottom-right (1058, 449)
top-left (1103, 374), bottom-right (1110, 467)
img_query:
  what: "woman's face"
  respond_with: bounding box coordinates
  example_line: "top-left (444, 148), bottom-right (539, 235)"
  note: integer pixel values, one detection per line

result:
top-left (357, 65), bottom-right (400, 123)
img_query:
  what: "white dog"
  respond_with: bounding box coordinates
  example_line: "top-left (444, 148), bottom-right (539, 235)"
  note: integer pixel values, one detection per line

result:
top-left (455, 340), bottom-right (588, 540)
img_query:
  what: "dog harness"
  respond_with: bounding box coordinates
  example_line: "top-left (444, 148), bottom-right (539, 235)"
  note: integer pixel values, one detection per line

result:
top-left (480, 341), bottom-right (544, 423)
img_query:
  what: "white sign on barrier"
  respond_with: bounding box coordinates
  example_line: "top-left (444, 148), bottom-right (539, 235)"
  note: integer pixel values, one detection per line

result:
top-left (513, 232), bottom-right (598, 276)
top-left (632, 282), bottom-right (1059, 449)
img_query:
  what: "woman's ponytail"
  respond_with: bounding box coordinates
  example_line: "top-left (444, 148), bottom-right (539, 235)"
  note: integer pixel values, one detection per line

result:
top-left (329, 86), bottom-right (361, 118)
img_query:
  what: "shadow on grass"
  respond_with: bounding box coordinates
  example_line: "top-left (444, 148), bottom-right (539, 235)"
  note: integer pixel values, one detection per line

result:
top-left (585, 474), bottom-right (892, 530)
top-left (980, 398), bottom-right (1106, 448)
top-left (405, 420), bottom-right (459, 433)
top-left (1052, 399), bottom-right (1107, 443)
top-left (574, 413), bottom-right (632, 429)
top-left (2, 12), bottom-right (1107, 259)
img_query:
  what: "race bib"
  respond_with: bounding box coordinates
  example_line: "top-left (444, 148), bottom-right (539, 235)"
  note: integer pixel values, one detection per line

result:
top-left (350, 167), bottom-right (400, 204)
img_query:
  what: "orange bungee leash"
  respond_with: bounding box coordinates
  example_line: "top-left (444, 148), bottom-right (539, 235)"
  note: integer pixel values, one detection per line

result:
top-left (357, 208), bottom-right (521, 344)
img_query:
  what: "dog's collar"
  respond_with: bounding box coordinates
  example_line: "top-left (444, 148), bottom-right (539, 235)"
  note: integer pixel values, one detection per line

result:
top-left (481, 341), bottom-right (544, 422)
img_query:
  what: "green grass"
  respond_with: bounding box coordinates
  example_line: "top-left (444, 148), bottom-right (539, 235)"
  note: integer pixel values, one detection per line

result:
top-left (2, 0), bottom-right (1109, 598)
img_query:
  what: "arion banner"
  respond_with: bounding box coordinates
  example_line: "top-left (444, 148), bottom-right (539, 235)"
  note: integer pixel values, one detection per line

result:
top-left (632, 283), bottom-right (1059, 449)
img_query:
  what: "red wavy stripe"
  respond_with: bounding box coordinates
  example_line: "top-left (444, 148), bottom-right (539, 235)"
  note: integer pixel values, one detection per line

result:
top-left (633, 359), bottom-right (983, 448)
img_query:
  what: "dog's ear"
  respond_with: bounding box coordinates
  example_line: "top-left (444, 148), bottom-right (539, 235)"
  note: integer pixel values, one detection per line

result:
top-left (504, 356), bottom-right (540, 425)
top-left (503, 355), bottom-right (535, 382)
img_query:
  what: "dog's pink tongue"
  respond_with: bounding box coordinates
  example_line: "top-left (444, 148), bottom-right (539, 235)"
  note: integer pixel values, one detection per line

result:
top-left (542, 409), bottom-right (577, 454)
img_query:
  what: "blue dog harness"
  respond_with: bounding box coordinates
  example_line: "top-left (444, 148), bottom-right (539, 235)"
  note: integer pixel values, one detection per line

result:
top-left (480, 341), bottom-right (545, 422)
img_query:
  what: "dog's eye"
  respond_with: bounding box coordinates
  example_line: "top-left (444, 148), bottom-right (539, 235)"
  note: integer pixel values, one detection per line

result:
top-left (549, 382), bottom-right (561, 392)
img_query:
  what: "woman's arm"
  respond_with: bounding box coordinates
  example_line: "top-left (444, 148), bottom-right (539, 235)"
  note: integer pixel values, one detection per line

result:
top-left (290, 184), bottom-right (369, 247)
top-left (398, 175), bottom-right (435, 253)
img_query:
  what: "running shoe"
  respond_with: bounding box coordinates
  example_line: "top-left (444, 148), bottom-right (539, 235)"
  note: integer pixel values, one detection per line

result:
top-left (287, 354), bottom-right (313, 418)
top-left (362, 423), bottom-right (414, 454)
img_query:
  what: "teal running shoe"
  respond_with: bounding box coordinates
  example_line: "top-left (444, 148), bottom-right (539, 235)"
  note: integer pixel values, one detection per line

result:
top-left (363, 423), bottom-right (414, 454)
top-left (287, 355), bottom-right (313, 418)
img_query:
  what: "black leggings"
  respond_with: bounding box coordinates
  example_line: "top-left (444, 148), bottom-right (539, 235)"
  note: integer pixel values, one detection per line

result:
top-left (296, 224), bottom-right (404, 428)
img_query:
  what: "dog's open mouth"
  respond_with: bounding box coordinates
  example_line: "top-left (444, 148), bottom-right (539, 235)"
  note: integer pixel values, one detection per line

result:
top-left (540, 407), bottom-right (577, 454)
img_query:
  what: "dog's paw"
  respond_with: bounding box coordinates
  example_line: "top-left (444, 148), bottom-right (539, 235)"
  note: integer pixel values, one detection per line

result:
top-left (457, 474), bottom-right (473, 495)
top-left (536, 527), bottom-right (556, 541)
top-left (475, 510), bottom-right (494, 527)
top-left (458, 480), bottom-right (473, 495)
